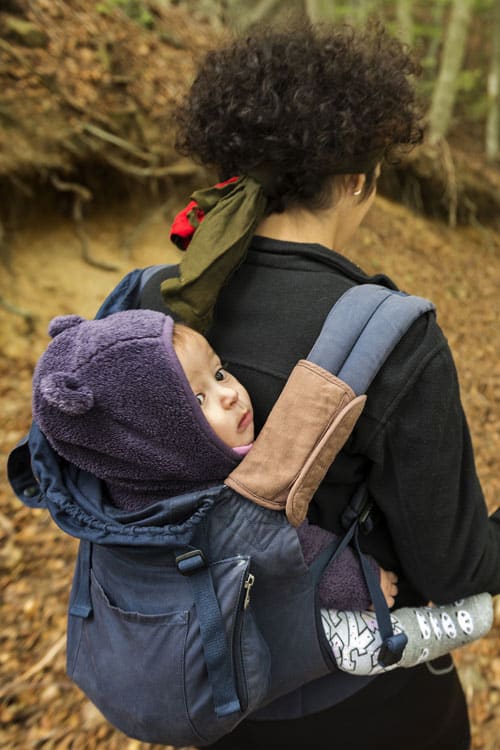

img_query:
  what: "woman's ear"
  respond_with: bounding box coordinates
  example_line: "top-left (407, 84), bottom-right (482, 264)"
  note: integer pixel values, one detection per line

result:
top-left (350, 174), bottom-right (366, 197)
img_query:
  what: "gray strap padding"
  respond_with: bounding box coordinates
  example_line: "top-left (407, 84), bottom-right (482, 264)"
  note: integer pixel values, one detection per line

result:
top-left (307, 285), bottom-right (435, 395)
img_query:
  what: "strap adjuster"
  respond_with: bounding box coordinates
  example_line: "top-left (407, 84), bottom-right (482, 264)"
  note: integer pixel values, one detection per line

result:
top-left (341, 492), bottom-right (373, 532)
top-left (175, 549), bottom-right (207, 575)
top-left (358, 501), bottom-right (373, 525)
top-left (378, 632), bottom-right (408, 667)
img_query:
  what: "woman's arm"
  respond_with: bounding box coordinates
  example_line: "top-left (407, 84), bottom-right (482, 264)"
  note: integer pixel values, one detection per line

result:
top-left (367, 321), bottom-right (500, 602)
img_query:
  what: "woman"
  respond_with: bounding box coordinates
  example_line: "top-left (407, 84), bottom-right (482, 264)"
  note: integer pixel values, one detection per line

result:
top-left (142, 21), bottom-right (500, 750)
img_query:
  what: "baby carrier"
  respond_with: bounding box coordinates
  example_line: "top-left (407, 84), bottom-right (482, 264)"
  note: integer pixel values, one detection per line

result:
top-left (8, 270), bottom-right (434, 747)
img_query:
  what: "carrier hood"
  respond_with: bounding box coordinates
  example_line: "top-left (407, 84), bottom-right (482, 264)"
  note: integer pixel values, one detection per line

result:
top-left (11, 424), bottom-right (224, 547)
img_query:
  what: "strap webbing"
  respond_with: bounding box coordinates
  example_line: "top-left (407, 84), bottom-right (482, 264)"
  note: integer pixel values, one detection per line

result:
top-left (177, 551), bottom-right (241, 718)
top-left (69, 540), bottom-right (92, 618)
top-left (352, 527), bottom-right (393, 642)
top-left (309, 484), bottom-right (408, 668)
top-left (308, 487), bottom-right (367, 584)
top-left (352, 527), bottom-right (408, 666)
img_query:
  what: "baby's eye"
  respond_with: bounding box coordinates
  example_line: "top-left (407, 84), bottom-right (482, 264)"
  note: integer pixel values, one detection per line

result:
top-left (196, 393), bottom-right (205, 406)
top-left (215, 368), bottom-right (226, 382)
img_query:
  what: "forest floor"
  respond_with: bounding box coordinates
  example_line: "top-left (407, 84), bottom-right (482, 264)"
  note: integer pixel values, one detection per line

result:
top-left (0, 190), bottom-right (499, 749)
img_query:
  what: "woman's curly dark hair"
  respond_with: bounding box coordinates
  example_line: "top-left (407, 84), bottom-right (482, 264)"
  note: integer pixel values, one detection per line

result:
top-left (176, 22), bottom-right (423, 212)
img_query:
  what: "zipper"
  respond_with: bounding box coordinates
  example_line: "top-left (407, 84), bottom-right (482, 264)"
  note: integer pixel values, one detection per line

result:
top-left (232, 560), bottom-right (255, 712)
top-left (243, 573), bottom-right (255, 609)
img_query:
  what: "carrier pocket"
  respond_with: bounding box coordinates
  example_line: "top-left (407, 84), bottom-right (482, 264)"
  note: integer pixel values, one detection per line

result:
top-left (68, 558), bottom-right (270, 747)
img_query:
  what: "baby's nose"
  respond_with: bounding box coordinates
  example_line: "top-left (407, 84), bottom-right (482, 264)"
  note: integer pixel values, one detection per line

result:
top-left (221, 386), bottom-right (238, 407)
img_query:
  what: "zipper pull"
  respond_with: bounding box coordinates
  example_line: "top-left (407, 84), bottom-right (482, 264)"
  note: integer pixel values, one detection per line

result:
top-left (243, 573), bottom-right (255, 609)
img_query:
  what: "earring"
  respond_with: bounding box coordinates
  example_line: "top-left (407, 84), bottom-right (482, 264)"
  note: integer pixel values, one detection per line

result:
top-left (353, 189), bottom-right (362, 196)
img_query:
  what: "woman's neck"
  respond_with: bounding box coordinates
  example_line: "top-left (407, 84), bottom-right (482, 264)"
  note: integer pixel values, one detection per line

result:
top-left (255, 200), bottom-right (356, 252)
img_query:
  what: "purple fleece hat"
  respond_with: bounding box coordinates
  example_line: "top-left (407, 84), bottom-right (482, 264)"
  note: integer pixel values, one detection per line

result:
top-left (32, 310), bottom-right (239, 510)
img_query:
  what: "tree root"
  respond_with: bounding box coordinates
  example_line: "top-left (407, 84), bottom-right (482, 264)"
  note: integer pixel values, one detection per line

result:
top-left (0, 294), bottom-right (36, 334)
top-left (379, 141), bottom-right (500, 226)
top-left (81, 122), bottom-right (157, 163)
top-left (50, 175), bottom-right (119, 271)
top-left (120, 195), bottom-right (178, 260)
top-left (97, 146), bottom-right (200, 179)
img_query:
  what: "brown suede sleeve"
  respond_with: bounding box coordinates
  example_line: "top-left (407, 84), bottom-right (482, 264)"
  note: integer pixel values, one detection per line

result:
top-left (225, 360), bottom-right (366, 526)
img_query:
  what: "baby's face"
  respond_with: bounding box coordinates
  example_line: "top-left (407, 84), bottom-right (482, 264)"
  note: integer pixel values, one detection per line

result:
top-left (175, 329), bottom-right (254, 448)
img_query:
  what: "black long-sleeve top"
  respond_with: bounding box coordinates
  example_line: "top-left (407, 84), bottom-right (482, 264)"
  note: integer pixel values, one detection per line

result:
top-left (207, 236), bottom-right (500, 607)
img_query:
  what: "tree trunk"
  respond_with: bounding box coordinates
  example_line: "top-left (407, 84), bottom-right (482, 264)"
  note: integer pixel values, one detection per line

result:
top-left (305, 0), bottom-right (336, 23)
top-left (422, 3), bottom-right (447, 80)
top-left (396, 0), bottom-right (413, 45)
top-left (352, 0), bottom-right (370, 24)
top-left (427, 0), bottom-right (474, 145)
top-left (232, 0), bottom-right (285, 29)
top-left (341, 0), bottom-right (374, 25)
top-left (486, 2), bottom-right (500, 162)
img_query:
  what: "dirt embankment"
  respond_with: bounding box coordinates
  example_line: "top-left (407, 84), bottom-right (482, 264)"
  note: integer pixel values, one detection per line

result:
top-left (0, 0), bottom-right (219, 253)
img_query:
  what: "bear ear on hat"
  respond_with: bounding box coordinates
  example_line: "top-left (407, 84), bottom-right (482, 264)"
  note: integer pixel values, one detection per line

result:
top-left (48, 315), bottom-right (86, 339)
top-left (39, 372), bottom-right (94, 415)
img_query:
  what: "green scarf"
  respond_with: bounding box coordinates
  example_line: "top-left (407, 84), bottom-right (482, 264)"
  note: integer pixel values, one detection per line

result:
top-left (161, 176), bottom-right (267, 332)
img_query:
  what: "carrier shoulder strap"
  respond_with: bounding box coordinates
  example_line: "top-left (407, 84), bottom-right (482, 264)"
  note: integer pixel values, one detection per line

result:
top-left (225, 283), bottom-right (435, 522)
top-left (94, 264), bottom-right (177, 319)
top-left (307, 284), bottom-right (435, 394)
top-left (228, 284), bottom-right (434, 669)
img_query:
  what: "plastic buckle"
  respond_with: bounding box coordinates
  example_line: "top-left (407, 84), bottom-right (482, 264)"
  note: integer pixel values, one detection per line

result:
top-left (377, 632), bottom-right (408, 667)
top-left (175, 549), bottom-right (207, 575)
